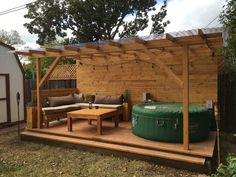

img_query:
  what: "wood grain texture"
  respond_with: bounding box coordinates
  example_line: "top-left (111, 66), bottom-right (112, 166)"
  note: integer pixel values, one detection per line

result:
top-left (32, 88), bottom-right (78, 105)
top-left (182, 45), bottom-right (189, 150)
top-left (36, 58), bottom-right (42, 128)
top-left (76, 53), bottom-right (218, 106)
top-left (67, 108), bottom-right (121, 134)
top-left (21, 121), bottom-right (217, 165)
top-left (26, 106), bottom-right (37, 129)
top-left (39, 56), bottom-right (62, 86)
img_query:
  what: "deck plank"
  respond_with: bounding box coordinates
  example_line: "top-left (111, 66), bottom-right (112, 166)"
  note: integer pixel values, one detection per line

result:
top-left (21, 131), bottom-right (206, 165)
top-left (28, 120), bottom-right (215, 158)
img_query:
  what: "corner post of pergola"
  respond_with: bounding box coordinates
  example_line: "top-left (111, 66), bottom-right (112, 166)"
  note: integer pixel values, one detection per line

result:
top-left (36, 58), bottom-right (42, 128)
top-left (35, 56), bottom-right (63, 128)
top-left (182, 45), bottom-right (189, 150)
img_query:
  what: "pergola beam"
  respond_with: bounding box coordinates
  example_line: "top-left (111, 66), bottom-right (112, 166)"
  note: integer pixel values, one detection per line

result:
top-left (166, 33), bottom-right (177, 43)
top-left (133, 38), bottom-right (147, 45)
top-left (29, 49), bottom-right (46, 55)
top-left (198, 29), bottom-right (212, 51)
top-left (129, 37), bottom-right (183, 87)
top-left (85, 43), bottom-right (100, 51)
top-left (142, 48), bottom-right (183, 88)
top-left (64, 45), bottom-right (80, 52)
top-left (16, 51), bottom-right (31, 56)
top-left (46, 48), bottom-right (62, 53)
top-left (105, 41), bottom-right (122, 48)
top-left (18, 47), bottom-right (78, 58)
top-left (165, 34), bottom-right (200, 58)
top-left (39, 56), bottom-right (62, 88)
top-left (133, 37), bottom-right (183, 87)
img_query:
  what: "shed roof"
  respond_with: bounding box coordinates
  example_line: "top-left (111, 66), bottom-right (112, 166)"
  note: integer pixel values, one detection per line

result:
top-left (0, 41), bottom-right (24, 75)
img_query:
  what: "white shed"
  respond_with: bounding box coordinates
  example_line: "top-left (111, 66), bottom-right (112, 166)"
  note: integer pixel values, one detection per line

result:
top-left (0, 41), bottom-right (25, 125)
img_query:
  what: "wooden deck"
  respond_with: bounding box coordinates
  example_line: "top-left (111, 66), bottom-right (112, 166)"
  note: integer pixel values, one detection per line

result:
top-left (21, 119), bottom-right (216, 171)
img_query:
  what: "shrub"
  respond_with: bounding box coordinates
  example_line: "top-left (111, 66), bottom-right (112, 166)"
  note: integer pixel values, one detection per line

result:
top-left (211, 155), bottom-right (236, 177)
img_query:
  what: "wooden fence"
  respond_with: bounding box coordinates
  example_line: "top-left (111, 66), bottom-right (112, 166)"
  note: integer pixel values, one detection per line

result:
top-left (24, 79), bottom-right (76, 104)
top-left (218, 74), bottom-right (236, 132)
top-left (24, 64), bottom-right (77, 104)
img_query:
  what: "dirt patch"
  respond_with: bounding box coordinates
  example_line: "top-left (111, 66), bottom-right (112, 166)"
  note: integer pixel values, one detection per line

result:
top-left (0, 125), bottom-right (209, 177)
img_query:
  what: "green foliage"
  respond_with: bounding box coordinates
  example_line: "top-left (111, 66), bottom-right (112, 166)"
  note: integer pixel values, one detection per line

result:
top-left (23, 40), bottom-right (75, 79)
top-left (211, 155), bottom-right (236, 177)
top-left (23, 60), bottom-right (36, 79)
top-left (0, 29), bottom-right (24, 45)
top-left (23, 58), bottom-right (54, 79)
top-left (24, 0), bottom-right (170, 45)
top-left (23, 57), bottom-right (76, 79)
top-left (219, 0), bottom-right (236, 77)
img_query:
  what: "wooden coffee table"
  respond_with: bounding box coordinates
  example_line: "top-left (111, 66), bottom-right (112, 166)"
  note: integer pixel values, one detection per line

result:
top-left (67, 108), bottom-right (120, 135)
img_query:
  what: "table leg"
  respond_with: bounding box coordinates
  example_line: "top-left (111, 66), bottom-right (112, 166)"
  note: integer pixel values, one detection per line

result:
top-left (97, 117), bottom-right (102, 135)
top-left (44, 116), bottom-right (49, 128)
top-left (68, 117), bottom-right (72, 131)
top-left (88, 119), bottom-right (92, 125)
top-left (114, 115), bottom-right (119, 128)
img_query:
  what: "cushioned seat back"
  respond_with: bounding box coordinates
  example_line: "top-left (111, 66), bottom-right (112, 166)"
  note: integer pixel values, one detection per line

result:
top-left (94, 95), bottom-right (123, 104)
top-left (48, 94), bottom-right (75, 107)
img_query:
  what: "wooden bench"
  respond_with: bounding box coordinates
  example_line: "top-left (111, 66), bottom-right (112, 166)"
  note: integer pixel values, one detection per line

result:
top-left (31, 89), bottom-right (126, 128)
top-left (31, 88), bottom-right (79, 127)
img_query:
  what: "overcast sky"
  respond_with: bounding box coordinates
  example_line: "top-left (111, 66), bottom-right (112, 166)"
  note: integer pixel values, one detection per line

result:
top-left (0, 0), bottom-right (226, 49)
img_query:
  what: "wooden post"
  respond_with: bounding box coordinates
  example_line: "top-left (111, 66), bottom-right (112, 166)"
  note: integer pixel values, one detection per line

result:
top-left (36, 58), bottom-right (42, 128)
top-left (183, 45), bottom-right (189, 150)
top-left (26, 106), bottom-right (37, 129)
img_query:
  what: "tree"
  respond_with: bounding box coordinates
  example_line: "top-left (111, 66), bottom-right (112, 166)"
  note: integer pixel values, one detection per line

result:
top-left (0, 29), bottom-right (24, 45)
top-left (24, 0), bottom-right (170, 45)
top-left (219, 0), bottom-right (236, 76)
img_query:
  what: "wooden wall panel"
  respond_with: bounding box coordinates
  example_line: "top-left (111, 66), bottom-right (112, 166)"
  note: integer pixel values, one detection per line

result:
top-left (76, 55), bottom-right (217, 106)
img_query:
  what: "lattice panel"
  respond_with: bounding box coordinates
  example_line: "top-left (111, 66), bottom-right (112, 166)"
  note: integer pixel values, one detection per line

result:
top-left (49, 64), bottom-right (76, 80)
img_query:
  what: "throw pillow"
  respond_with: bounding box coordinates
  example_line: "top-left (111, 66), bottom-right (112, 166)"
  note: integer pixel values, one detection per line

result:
top-left (73, 93), bottom-right (84, 103)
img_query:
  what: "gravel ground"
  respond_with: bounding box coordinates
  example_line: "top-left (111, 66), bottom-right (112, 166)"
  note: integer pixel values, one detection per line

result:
top-left (0, 124), bottom-right (210, 177)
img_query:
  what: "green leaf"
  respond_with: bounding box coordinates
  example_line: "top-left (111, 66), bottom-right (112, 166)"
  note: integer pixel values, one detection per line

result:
top-left (24, 0), bottom-right (170, 45)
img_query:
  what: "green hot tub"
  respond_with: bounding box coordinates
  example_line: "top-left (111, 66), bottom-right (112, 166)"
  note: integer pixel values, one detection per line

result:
top-left (132, 102), bottom-right (211, 142)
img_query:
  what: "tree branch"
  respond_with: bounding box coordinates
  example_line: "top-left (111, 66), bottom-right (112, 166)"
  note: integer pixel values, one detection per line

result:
top-left (111, 12), bottom-right (129, 39)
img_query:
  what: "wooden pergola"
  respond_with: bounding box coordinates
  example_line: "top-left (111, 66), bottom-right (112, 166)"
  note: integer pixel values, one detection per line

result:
top-left (17, 28), bottom-right (223, 150)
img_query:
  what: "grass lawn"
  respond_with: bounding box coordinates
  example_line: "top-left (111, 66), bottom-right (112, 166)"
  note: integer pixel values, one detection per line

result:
top-left (0, 125), bottom-right (207, 177)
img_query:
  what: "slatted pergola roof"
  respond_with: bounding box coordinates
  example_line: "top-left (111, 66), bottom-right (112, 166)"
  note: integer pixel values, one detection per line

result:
top-left (16, 28), bottom-right (223, 60)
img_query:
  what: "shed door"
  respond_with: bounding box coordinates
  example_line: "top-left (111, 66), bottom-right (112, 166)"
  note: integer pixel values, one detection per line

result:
top-left (0, 74), bottom-right (10, 124)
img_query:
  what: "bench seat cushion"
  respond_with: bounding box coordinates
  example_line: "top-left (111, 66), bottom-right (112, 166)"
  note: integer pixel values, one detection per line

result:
top-left (42, 104), bottom-right (81, 115)
top-left (42, 103), bottom-right (122, 115)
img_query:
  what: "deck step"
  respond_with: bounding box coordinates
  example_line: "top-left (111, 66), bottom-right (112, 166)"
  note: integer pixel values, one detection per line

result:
top-left (26, 128), bottom-right (215, 158)
top-left (21, 131), bottom-right (206, 165)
